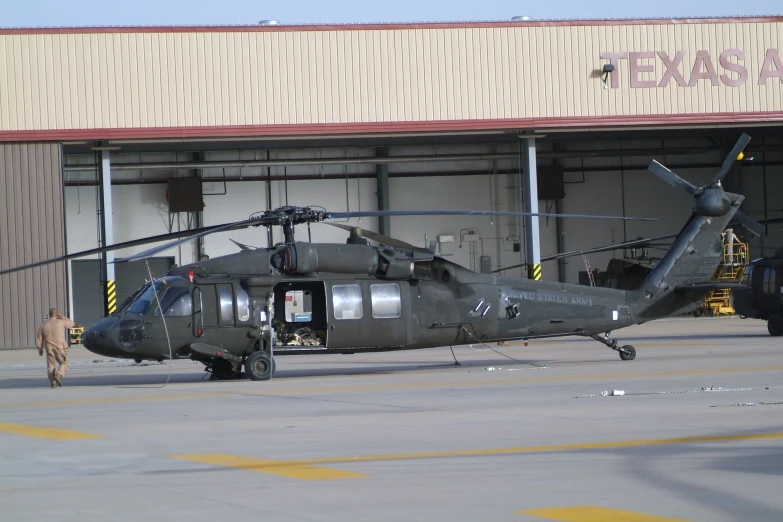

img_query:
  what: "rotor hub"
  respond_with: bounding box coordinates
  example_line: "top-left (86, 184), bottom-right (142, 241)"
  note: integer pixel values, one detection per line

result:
top-left (694, 187), bottom-right (732, 217)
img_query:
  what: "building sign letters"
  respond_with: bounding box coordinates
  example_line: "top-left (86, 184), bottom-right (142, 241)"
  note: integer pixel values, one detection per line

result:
top-left (600, 49), bottom-right (783, 88)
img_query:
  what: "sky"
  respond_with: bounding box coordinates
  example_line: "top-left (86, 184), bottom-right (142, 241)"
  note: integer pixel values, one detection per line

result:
top-left (1, 0), bottom-right (781, 27)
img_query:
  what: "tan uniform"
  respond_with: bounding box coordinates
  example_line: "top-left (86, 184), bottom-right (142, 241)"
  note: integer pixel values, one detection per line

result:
top-left (36, 316), bottom-right (75, 383)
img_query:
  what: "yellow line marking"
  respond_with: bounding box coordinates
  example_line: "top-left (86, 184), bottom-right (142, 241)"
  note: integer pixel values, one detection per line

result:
top-left (518, 505), bottom-right (689, 521)
top-left (171, 453), bottom-right (368, 481)
top-left (0, 423), bottom-right (104, 440)
top-left (290, 431), bottom-right (783, 466)
top-left (2, 365), bottom-right (781, 409)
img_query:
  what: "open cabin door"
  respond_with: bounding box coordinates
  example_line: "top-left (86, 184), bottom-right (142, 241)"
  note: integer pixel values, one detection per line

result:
top-left (326, 281), bottom-right (409, 349)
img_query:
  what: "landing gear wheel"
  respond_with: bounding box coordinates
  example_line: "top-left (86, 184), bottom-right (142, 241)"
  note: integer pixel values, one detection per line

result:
top-left (767, 314), bottom-right (783, 336)
top-left (619, 345), bottom-right (636, 361)
top-left (245, 351), bottom-right (275, 381)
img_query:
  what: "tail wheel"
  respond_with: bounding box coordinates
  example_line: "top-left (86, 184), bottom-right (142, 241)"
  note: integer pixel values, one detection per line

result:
top-left (245, 351), bottom-right (276, 381)
top-left (619, 345), bottom-right (636, 361)
top-left (768, 314), bottom-right (783, 336)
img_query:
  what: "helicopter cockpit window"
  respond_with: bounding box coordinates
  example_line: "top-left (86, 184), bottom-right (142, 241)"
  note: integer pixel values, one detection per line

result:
top-left (153, 287), bottom-right (192, 317)
top-left (127, 281), bottom-right (167, 316)
top-left (332, 284), bottom-right (363, 320)
top-left (236, 287), bottom-right (251, 322)
top-left (218, 285), bottom-right (235, 325)
top-left (370, 283), bottom-right (401, 319)
top-left (741, 266), bottom-right (752, 284)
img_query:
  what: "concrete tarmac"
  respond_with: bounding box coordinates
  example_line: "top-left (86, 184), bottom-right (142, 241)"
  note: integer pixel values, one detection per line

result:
top-left (1, 316), bottom-right (782, 522)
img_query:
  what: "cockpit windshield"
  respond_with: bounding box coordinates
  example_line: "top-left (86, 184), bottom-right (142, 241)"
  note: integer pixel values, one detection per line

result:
top-left (126, 280), bottom-right (168, 316)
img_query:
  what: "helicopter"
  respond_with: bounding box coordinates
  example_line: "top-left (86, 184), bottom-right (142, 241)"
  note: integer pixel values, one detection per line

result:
top-left (0, 134), bottom-right (761, 381)
top-left (730, 246), bottom-right (783, 336)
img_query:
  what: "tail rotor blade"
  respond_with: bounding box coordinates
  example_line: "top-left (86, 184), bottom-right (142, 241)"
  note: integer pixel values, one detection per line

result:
top-left (713, 133), bottom-right (751, 184)
top-left (732, 210), bottom-right (764, 237)
top-left (648, 160), bottom-right (699, 194)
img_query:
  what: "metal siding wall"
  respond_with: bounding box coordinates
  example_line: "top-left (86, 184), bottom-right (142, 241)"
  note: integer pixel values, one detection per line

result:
top-left (0, 22), bottom-right (781, 133)
top-left (0, 143), bottom-right (66, 348)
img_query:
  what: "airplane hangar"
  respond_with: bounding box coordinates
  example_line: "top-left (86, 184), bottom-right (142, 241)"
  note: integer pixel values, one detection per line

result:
top-left (0, 16), bottom-right (781, 348)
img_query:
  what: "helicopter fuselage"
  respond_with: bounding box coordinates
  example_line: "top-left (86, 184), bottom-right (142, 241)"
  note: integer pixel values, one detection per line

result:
top-left (81, 244), bottom-right (637, 373)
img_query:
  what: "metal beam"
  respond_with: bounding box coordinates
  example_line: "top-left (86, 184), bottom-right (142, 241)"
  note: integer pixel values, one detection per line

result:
top-left (61, 146), bottom-right (732, 172)
top-left (376, 147), bottom-right (390, 235)
top-left (520, 136), bottom-right (541, 280)
top-left (98, 148), bottom-right (116, 316)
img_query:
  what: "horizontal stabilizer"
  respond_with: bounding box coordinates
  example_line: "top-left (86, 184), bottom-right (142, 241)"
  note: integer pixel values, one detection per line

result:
top-left (674, 282), bottom-right (748, 293)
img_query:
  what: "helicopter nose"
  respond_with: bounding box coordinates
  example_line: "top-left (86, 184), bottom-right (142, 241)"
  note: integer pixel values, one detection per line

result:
top-left (82, 317), bottom-right (123, 357)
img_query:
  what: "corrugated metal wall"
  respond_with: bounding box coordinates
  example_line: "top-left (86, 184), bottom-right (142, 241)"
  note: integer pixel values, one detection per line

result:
top-left (0, 21), bottom-right (780, 134)
top-left (0, 143), bottom-right (66, 348)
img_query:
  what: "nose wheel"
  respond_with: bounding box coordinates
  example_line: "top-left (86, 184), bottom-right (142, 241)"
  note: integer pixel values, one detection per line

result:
top-left (590, 333), bottom-right (637, 361)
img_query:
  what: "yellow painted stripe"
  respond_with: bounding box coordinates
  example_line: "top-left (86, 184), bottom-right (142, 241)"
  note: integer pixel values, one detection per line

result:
top-left (2, 366), bottom-right (782, 409)
top-left (529, 264), bottom-right (542, 281)
top-left (293, 431), bottom-right (783, 466)
top-left (519, 505), bottom-right (689, 521)
top-left (171, 453), bottom-right (368, 481)
top-left (106, 280), bottom-right (117, 314)
top-left (0, 423), bottom-right (104, 440)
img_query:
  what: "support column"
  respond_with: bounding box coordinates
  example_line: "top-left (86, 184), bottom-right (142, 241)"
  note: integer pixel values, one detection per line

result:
top-left (555, 200), bottom-right (566, 283)
top-left (376, 147), bottom-right (390, 236)
top-left (98, 148), bottom-right (116, 316)
top-left (520, 136), bottom-right (541, 280)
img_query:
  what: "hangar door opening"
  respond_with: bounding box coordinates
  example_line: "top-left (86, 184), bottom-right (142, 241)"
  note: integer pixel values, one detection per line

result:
top-left (71, 258), bottom-right (175, 327)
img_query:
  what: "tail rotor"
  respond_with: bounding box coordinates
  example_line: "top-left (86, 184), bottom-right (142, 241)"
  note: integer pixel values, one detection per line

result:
top-left (647, 133), bottom-right (762, 236)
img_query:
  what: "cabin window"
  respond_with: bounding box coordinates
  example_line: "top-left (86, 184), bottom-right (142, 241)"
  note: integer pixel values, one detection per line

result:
top-left (153, 286), bottom-right (192, 317)
top-left (236, 287), bottom-right (251, 322)
top-left (332, 284), bottom-right (363, 320)
top-left (218, 285), bottom-right (234, 324)
top-left (371, 283), bottom-right (401, 319)
top-left (741, 266), bottom-right (752, 284)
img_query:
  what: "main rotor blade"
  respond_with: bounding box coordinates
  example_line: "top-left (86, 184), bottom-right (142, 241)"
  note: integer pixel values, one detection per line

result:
top-left (117, 220), bottom-right (256, 263)
top-left (647, 160), bottom-right (700, 194)
top-left (0, 222), bottom-right (250, 277)
top-left (713, 133), bottom-right (752, 184)
top-left (731, 210), bottom-right (764, 237)
top-left (324, 223), bottom-right (422, 250)
top-left (230, 238), bottom-right (259, 251)
top-left (327, 210), bottom-right (656, 221)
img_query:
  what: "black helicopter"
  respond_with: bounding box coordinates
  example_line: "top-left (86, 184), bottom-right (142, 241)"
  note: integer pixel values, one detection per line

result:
top-left (730, 247), bottom-right (783, 336)
top-left (1, 134), bottom-right (760, 381)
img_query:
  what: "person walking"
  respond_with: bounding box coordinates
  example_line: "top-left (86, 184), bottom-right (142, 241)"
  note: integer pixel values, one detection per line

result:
top-left (36, 308), bottom-right (75, 388)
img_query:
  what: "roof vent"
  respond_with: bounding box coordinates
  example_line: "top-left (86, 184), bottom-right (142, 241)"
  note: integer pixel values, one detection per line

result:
top-left (258, 20), bottom-right (280, 26)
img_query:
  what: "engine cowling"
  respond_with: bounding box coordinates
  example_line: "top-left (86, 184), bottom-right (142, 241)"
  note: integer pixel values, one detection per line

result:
top-left (271, 243), bottom-right (379, 275)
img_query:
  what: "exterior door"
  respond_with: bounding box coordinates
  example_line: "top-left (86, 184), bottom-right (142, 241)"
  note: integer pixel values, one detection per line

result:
top-left (326, 281), bottom-right (408, 349)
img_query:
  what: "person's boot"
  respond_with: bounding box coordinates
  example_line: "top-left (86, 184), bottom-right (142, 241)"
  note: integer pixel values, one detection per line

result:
top-left (54, 374), bottom-right (63, 387)
top-left (51, 381), bottom-right (56, 388)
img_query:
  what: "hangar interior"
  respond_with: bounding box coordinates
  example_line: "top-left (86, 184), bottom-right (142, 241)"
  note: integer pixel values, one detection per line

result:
top-left (59, 127), bottom-right (783, 326)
